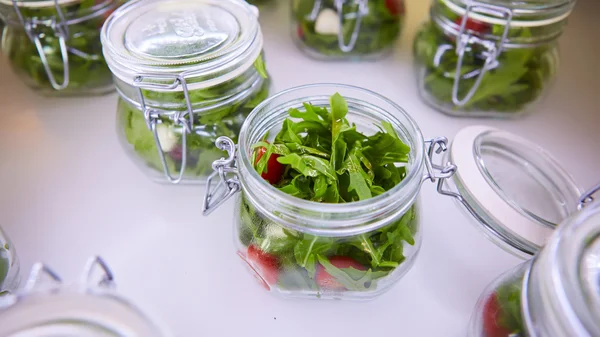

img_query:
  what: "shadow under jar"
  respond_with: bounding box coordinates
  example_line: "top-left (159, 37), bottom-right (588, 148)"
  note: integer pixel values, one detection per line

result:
top-left (0, 0), bottom-right (121, 96)
top-left (468, 185), bottom-right (600, 337)
top-left (0, 226), bottom-right (20, 295)
top-left (292, 0), bottom-right (405, 60)
top-left (0, 257), bottom-right (172, 337)
top-left (101, 0), bottom-right (271, 184)
top-left (202, 84), bottom-right (456, 300)
top-left (413, 0), bottom-right (575, 118)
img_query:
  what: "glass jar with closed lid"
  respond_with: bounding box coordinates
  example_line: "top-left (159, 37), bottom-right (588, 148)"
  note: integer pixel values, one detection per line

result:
top-left (0, 256), bottom-right (172, 337)
top-left (202, 84), bottom-right (457, 300)
top-left (292, 0), bottom-right (406, 60)
top-left (0, 227), bottom-right (20, 294)
top-left (101, 0), bottom-right (271, 184)
top-left (413, 0), bottom-right (576, 118)
top-left (0, 0), bottom-right (121, 96)
top-left (467, 185), bottom-right (600, 337)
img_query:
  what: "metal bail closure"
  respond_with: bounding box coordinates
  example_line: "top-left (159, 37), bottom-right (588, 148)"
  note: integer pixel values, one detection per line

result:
top-left (335, 0), bottom-right (368, 52)
top-left (451, 2), bottom-right (513, 107)
top-left (203, 137), bottom-right (241, 215)
top-left (81, 256), bottom-right (116, 289)
top-left (133, 74), bottom-right (195, 184)
top-left (13, 0), bottom-right (70, 90)
top-left (422, 137), bottom-right (457, 185)
top-left (578, 183), bottom-right (600, 210)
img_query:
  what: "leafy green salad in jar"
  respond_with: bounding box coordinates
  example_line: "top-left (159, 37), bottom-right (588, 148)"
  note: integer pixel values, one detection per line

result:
top-left (292, 0), bottom-right (405, 59)
top-left (413, 0), bottom-right (574, 118)
top-left (236, 93), bottom-right (418, 295)
top-left (0, 0), bottom-right (121, 95)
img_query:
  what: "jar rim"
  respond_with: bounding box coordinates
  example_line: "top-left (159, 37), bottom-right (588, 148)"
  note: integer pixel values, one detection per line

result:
top-left (236, 83), bottom-right (426, 236)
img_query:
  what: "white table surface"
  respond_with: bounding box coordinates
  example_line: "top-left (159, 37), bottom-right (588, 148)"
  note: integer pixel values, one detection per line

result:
top-left (1, 1), bottom-right (599, 336)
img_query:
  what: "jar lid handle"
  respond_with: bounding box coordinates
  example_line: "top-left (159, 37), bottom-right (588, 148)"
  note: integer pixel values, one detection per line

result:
top-left (203, 137), bottom-right (241, 215)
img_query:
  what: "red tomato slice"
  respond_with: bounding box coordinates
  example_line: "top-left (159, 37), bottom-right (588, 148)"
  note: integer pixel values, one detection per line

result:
top-left (482, 293), bottom-right (512, 337)
top-left (246, 245), bottom-right (279, 287)
top-left (385, 0), bottom-right (405, 16)
top-left (255, 146), bottom-right (285, 185)
top-left (454, 16), bottom-right (490, 34)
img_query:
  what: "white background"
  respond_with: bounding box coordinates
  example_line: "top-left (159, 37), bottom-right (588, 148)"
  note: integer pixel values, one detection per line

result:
top-left (1, 0), bottom-right (599, 336)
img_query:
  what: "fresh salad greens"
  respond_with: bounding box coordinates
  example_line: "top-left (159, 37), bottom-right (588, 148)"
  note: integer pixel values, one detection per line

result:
top-left (238, 93), bottom-right (418, 295)
top-left (120, 64), bottom-right (270, 181)
top-left (483, 275), bottom-right (525, 337)
top-left (0, 0), bottom-right (118, 95)
top-left (293, 0), bottom-right (404, 58)
top-left (413, 19), bottom-right (557, 115)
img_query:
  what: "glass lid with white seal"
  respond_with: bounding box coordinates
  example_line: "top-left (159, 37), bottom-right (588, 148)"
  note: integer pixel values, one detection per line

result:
top-left (437, 125), bottom-right (584, 258)
top-left (0, 256), bottom-right (172, 337)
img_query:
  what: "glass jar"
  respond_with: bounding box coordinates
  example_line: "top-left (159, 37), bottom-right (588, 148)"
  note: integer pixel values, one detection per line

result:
top-left (413, 0), bottom-right (575, 118)
top-left (202, 84), bottom-right (456, 300)
top-left (0, 0), bottom-right (121, 96)
top-left (440, 125), bottom-right (584, 259)
top-left (102, 0), bottom-right (271, 184)
top-left (292, 0), bottom-right (405, 60)
top-left (0, 227), bottom-right (19, 294)
top-left (0, 256), bottom-right (172, 336)
top-left (468, 185), bottom-right (600, 337)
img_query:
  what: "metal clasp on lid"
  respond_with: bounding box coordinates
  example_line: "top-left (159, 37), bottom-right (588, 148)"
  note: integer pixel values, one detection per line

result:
top-left (24, 256), bottom-right (115, 292)
top-left (307, 0), bottom-right (369, 53)
top-left (422, 137), bottom-right (456, 184)
top-left (133, 74), bottom-right (195, 184)
top-left (578, 183), bottom-right (600, 210)
top-left (451, 2), bottom-right (513, 107)
top-left (13, 0), bottom-right (70, 90)
top-left (203, 137), bottom-right (240, 215)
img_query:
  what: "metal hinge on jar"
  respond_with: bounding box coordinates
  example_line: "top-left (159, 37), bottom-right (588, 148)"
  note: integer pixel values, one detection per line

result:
top-left (12, 0), bottom-right (70, 90)
top-left (307, 0), bottom-right (369, 53)
top-left (578, 183), bottom-right (600, 210)
top-left (133, 74), bottom-right (195, 184)
top-left (445, 2), bottom-right (513, 107)
top-left (23, 256), bottom-right (115, 292)
top-left (203, 136), bottom-right (457, 215)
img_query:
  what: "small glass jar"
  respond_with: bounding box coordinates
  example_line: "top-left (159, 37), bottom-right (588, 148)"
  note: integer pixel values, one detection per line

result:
top-left (413, 0), bottom-right (575, 118)
top-left (0, 0), bottom-right (121, 96)
top-left (102, 0), bottom-right (271, 184)
top-left (468, 185), bottom-right (600, 337)
top-left (0, 256), bottom-right (172, 336)
top-left (292, 0), bottom-right (405, 60)
top-left (0, 227), bottom-right (20, 294)
top-left (202, 84), bottom-right (456, 300)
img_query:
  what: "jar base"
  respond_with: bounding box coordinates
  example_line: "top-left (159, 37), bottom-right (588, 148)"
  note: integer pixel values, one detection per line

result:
top-left (292, 34), bottom-right (394, 62)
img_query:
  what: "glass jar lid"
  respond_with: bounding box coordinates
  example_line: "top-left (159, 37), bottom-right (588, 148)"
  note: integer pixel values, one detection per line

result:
top-left (0, 0), bottom-right (82, 8)
top-left (101, 0), bottom-right (262, 90)
top-left (440, 0), bottom-right (575, 26)
top-left (0, 257), bottom-right (171, 337)
top-left (446, 125), bottom-right (582, 258)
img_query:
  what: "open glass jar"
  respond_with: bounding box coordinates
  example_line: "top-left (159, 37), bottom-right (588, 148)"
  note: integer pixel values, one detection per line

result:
top-left (101, 0), bottom-right (271, 184)
top-left (0, 256), bottom-right (172, 337)
top-left (292, 0), bottom-right (405, 60)
top-left (413, 0), bottom-right (575, 118)
top-left (468, 185), bottom-right (600, 337)
top-left (202, 84), bottom-right (456, 300)
top-left (0, 0), bottom-right (121, 96)
top-left (0, 227), bottom-right (20, 294)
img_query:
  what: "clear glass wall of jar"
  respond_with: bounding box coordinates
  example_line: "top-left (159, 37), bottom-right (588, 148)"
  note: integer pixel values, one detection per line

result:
top-left (203, 84), bottom-right (456, 300)
top-left (0, 0), bottom-right (121, 96)
top-left (468, 186), bottom-right (600, 337)
top-left (413, 0), bottom-right (575, 118)
top-left (0, 257), bottom-right (172, 337)
top-left (292, 0), bottom-right (405, 60)
top-left (0, 226), bottom-right (19, 294)
top-left (101, 0), bottom-right (271, 184)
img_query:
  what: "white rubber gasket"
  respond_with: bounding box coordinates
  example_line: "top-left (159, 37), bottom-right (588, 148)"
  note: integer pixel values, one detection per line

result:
top-left (451, 125), bottom-right (553, 247)
top-left (440, 0), bottom-right (573, 27)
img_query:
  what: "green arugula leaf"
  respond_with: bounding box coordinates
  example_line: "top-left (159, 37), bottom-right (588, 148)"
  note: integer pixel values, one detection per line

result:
top-left (253, 53), bottom-right (269, 79)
